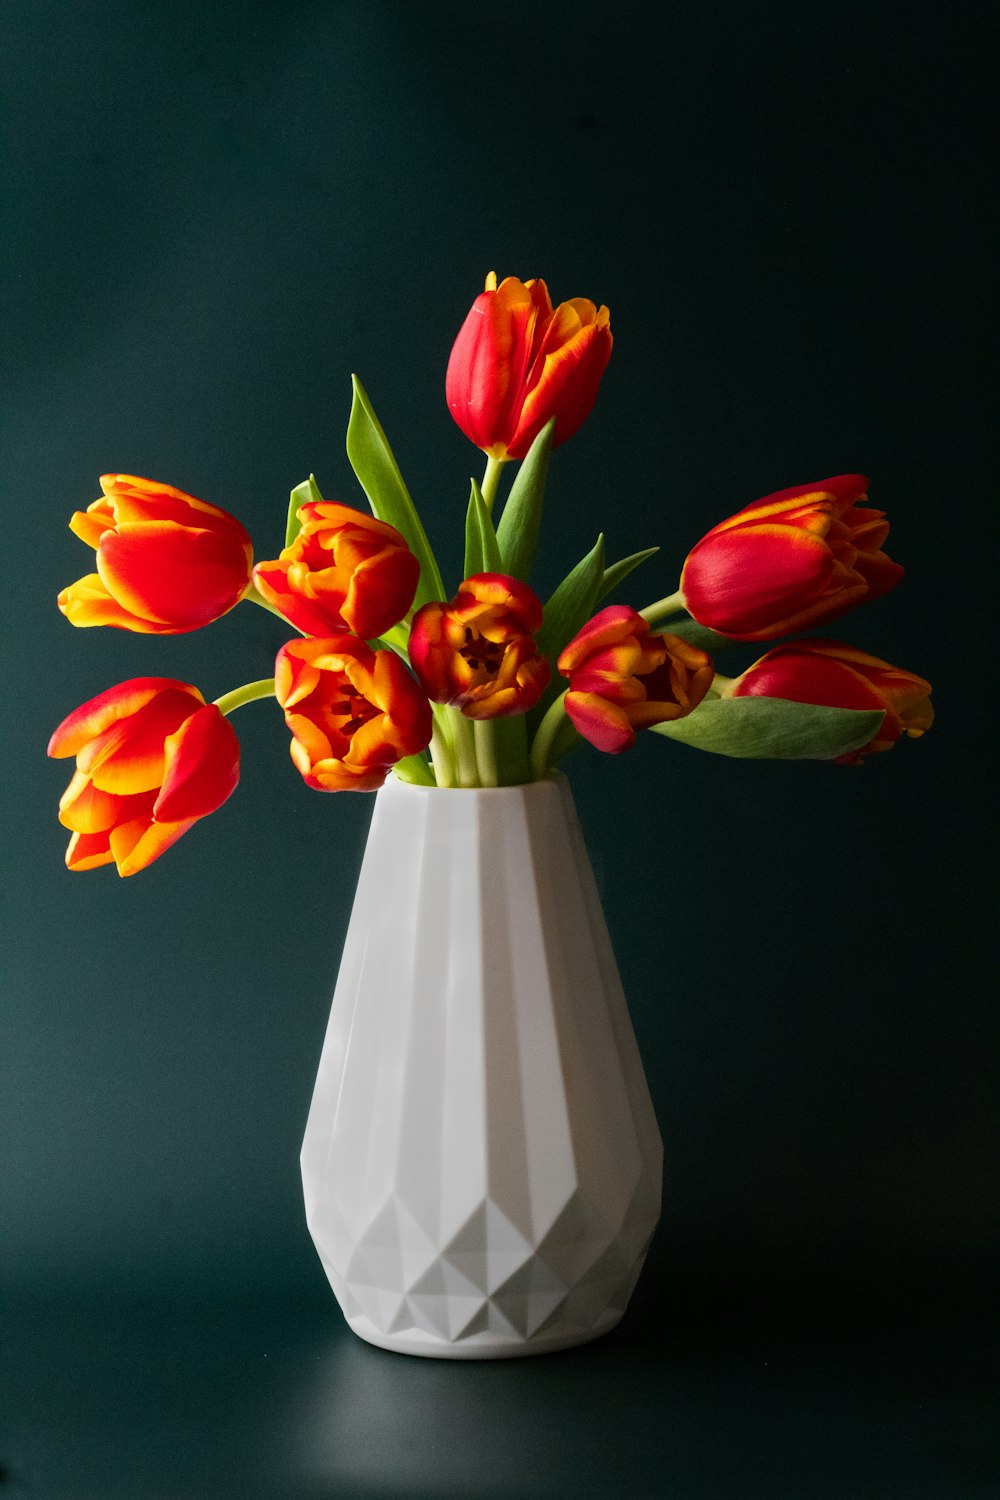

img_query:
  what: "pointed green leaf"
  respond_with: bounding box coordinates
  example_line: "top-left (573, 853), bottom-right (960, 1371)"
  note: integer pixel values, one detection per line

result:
top-left (652, 618), bottom-right (743, 654)
top-left (651, 696), bottom-right (885, 760)
top-left (285, 473), bottom-right (323, 550)
top-left (495, 418), bottom-right (554, 581)
top-left (599, 547), bottom-right (660, 603)
top-left (345, 376), bottom-right (444, 608)
top-left (528, 534), bottom-right (606, 732)
top-left (464, 478), bottom-right (504, 578)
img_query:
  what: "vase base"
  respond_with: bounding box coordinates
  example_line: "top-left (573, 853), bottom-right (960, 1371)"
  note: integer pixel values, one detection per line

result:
top-left (343, 1307), bottom-right (625, 1360)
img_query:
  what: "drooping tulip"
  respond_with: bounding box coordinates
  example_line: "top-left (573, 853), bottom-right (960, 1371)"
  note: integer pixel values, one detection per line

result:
top-left (408, 573), bottom-right (550, 719)
top-left (275, 636), bottom-right (433, 792)
top-left (725, 640), bottom-right (933, 763)
top-left (253, 501), bottom-right (420, 640)
top-left (558, 605), bottom-right (714, 753)
top-left (446, 273), bottom-right (613, 460)
top-left (680, 475), bottom-right (902, 641)
top-left (58, 474), bottom-right (253, 634)
top-left (48, 678), bottom-right (240, 875)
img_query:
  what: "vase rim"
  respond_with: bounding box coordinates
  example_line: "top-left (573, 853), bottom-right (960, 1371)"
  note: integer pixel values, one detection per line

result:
top-left (385, 770), bottom-right (567, 797)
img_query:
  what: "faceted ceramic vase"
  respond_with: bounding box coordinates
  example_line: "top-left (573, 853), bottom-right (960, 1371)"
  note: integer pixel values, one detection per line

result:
top-left (300, 773), bottom-right (663, 1358)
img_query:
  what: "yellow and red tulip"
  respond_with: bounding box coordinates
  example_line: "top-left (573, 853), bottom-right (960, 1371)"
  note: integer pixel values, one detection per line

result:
top-left (558, 605), bottom-right (714, 753)
top-left (446, 273), bottom-right (613, 460)
top-left (58, 474), bottom-right (253, 634)
top-left (725, 640), bottom-right (934, 762)
top-left (47, 678), bottom-right (240, 876)
top-left (274, 636), bottom-right (432, 792)
top-left (680, 475), bottom-right (903, 641)
top-left (253, 501), bottom-right (420, 640)
top-left (409, 573), bottom-right (550, 719)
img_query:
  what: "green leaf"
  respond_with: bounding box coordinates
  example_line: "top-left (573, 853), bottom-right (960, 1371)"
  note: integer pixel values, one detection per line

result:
top-left (495, 419), bottom-right (554, 581)
top-left (537, 534), bottom-right (606, 667)
top-left (285, 473), bottom-right (323, 550)
top-left (345, 375), bottom-right (445, 608)
top-left (599, 547), bottom-right (659, 603)
top-left (528, 534), bottom-right (606, 733)
top-left (391, 753), bottom-right (436, 787)
top-left (651, 696), bottom-right (885, 760)
top-left (652, 618), bottom-right (742, 654)
top-left (464, 478), bottom-right (504, 578)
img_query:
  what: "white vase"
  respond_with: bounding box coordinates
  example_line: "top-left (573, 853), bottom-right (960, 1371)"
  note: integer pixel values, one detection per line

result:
top-left (300, 772), bottom-right (663, 1359)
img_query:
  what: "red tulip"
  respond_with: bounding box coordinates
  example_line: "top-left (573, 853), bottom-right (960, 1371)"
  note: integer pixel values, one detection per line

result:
top-left (726, 640), bottom-right (934, 762)
top-left (446, 273), bottom-right (613, 460)
top-left (253, 502), bottom-right (420, 640)
top-left (48, 678), bottom-right (240, 875)
top-left (680, 475), bottom-right (903, 641)
top-left (275, 636), bottom-right (432, 792)
top-left (58, 474), bottom-right (253, 634)
top-left (558, 605), bottom-right (714, 753)
top-left (408, 573), bottom-right (549, 719)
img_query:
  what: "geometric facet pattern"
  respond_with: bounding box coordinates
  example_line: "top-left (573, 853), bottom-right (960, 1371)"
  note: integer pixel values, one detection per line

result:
top-left (301, 774), bottom-right (663, 1359)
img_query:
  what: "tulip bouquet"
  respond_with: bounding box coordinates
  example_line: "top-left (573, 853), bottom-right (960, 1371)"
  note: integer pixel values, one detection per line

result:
top-left (48, 273), bottom-right (932, 878)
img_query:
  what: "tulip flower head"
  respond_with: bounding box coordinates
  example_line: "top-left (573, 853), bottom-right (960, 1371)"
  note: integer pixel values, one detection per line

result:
top-left (409, 573), bottom-right (550, 719)
top-left (275, 636), bottom-right (433, 792)
top-left (58, 475), bottom-right (253, 634)
top-left (48, 678), bottom-right (240, 876)
top-left (726, 640), bottom-right (934, 763)
top-left (446, 273), bottom-right (613, 460)
top-left (680, 475), bottom-right (903, 641)
top-left (253, 502), bottom-right (420, 640)
top-left (558, 606), bottom-right (714, 753)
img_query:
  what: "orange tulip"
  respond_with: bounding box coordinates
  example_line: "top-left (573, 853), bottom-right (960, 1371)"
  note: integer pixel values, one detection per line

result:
top-left (446, 273), bottom-right (613, 460)
top-left (408, 573), bottom-right (550, 719)
top-left (253, 502), bottom-right (420, 640)
top-left (48, 678), bottom-right (240, 875)
top-left (558, 606), bottom-right (714, 753)
top-left (726, 640), bottom-right (933, 763)
top-left (275, 636), bottom-right (432, 792)
top-left (58, 474), bottom-right (253, 634)
top-left (680, 475), bottom-right (902, 640)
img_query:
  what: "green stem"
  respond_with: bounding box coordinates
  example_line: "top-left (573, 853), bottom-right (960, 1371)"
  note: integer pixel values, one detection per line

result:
top-left (480, 454), bottom-right (507, 516)
top-left (639, 588), bottom-right (686, 626)
top-left (529, 690), bottom-right (569, 780)
top-left (710, 671), bottom-right (736, 696)
top-left (428, 707), bottom-right (456, 787)
top-left (213, 678), bottom-right (276, 716)
top-left (473, 720), bottom-right (498, 787)
top-left (451, 709), bottom-right (480, 786)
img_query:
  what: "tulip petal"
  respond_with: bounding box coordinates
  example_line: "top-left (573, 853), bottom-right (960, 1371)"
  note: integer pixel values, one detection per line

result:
top-left (565, 691), bottom-right (636, 753)
top-left (57, 574), bottom-right (182, 633)
top-left (154, 706), bottom-right (240, 823)
top-left (110, 816), bottom-right (196, 877)
top-left (65, 830), bottom-right (116, 871)
top-left (79, 690), bottom-right (202, 794)
top-left (97, 522), bottom-right (251, 629)
top-left (48, 678), bottom-right (203, 759)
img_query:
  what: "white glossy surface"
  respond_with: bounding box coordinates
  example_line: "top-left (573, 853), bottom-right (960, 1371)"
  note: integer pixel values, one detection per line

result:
top-left (301, 774), bottom-right (663, 1358)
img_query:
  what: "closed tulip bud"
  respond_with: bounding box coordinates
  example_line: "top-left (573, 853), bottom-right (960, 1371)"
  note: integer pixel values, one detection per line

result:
top-left (680, 475), bottom-right (903, 641)
top-left (558, 606), bottom-right (714, 754)
top-left (58, 475), bottom-right (253, 634)
top-left (275, 636), bottom-right (432, 792)
top-left (409, 573), bottom-right (549, 719)
top-left (726, 640), bottom-right (934, 763)
top-left (446, 273), bottom-right (613, 460)
top-left (48, 678), bottom-right (240, 875)
top-left (253, 502), bottom-right (420, 640)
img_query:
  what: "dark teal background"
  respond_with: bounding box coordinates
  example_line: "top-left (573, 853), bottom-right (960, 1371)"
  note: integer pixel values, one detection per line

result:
top-left (2, 2), bottom-right (996, 1494)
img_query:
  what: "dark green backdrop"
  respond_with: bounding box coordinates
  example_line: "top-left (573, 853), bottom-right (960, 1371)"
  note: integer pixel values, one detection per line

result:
top-left (4, 0), bottom-right (995, 1332)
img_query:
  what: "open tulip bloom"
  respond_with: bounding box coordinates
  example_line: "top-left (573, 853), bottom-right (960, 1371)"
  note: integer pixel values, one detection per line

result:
top-left (49, 271), bottom-right (932, 874)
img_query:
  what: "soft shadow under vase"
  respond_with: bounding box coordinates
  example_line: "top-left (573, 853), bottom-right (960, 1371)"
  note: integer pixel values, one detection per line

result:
top-left (300, 773), bottom-right (663, 1358)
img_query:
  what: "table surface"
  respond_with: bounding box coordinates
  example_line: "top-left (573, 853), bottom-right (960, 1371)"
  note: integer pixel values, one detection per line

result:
top-left (3, 1278), bottom-right (995, 1500)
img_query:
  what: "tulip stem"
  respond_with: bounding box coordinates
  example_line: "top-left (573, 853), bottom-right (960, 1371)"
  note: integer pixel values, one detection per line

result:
top-left (480, 455), bottom-right (506, 517)
top-left (429, 721), bottom-right (456, 787)
top-left (450, 710), bottom-right (480, 786)
top-left (529, 690), bottom-right (569, 780)
top-left (639, 589), bottom-right (686, 625)
top-left (474, 721), bottom-right (499, 787)
top-left (710, 672), bottom-right (736, 696)
top-left (213, 678), bottom-right (276, 716)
